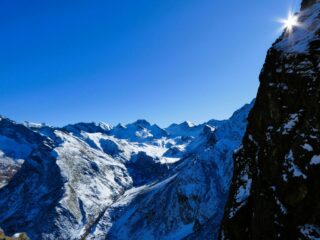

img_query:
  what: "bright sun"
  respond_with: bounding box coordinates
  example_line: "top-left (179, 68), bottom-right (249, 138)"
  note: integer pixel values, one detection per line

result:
top-left (280, 12), bottom-right (299, 32)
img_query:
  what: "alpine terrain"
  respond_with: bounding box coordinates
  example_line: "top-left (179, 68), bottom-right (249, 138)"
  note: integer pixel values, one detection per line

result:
top-left (2, 0), bottom-right (320, 239)
top-left (220, 0), bottom-right (320, 239)
top-left (0, 101), bottom-right (253, 239)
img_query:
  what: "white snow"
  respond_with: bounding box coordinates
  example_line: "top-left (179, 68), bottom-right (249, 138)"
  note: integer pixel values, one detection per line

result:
top-left (80, 132), bottom-right (186, 166)
top-left (160, 157), bottom-right (181, 164)
top-left (302, 143), bottom-right (313, 152)
top-left (23, 121), bottom-right (46, 128)
top-left (229, 169), bottom-right (253, 219)
top-left (310, 155), bottom-right (320, 165)
top-left (275, 196), bottom-right (287, 215)
top-left (53, 130), bottom-right (133, 238)
top-left (284, 150), bottom-right (307, 179)
top-left (282, 114), bottom-right (299, 134)
top-left (235, 174), bottom-right (252, 203)
top-left (0, 151), bottom-right (24, 188)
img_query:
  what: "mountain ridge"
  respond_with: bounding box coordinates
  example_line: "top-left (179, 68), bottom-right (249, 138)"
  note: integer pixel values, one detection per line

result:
top-left (0, 101), bottom-right (253, 239)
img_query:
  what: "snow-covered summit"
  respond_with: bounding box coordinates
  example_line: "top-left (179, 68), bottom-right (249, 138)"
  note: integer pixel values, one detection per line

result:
top-left (63, 121), bottom-right (112, 134)
top-left (110, 120), bottom-right (168, 141)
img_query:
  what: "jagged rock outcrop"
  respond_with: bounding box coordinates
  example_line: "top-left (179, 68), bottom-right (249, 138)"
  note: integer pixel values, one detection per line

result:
top-left (220, 1), bottom-right (320, 239)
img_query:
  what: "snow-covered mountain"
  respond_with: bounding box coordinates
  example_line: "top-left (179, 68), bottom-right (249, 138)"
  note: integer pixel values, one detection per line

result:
top-left (220, 0), bottom-right (320, 239)
top-left (0, 101), bottom-right (253, 239)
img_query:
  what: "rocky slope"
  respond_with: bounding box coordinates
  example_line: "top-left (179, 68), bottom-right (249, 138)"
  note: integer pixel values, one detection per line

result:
top-left (0, 227), bottom-right (29, 240)
top-left (0, 102), bottom-right (253, 239)
top-left (220, 0), bottom-right (320, 239)
top-left (0, 117), bottom-right (45, 188)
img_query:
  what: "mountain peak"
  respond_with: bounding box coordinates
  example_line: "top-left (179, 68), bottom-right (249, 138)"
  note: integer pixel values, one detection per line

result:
top-left (97, 122), bottom-right (112, 131)
top-left (181, 121), bottom-right (195, 128)
top-left (63, 122), bottom-right (111, 134)
top-left (115, 123), bottom-right (126, 129)
top-left (132, 119), bottom-right (151, 128)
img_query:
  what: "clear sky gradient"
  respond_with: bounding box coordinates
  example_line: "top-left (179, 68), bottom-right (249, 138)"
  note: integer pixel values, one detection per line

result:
top-left (0, 0), bottom-right (301, 127)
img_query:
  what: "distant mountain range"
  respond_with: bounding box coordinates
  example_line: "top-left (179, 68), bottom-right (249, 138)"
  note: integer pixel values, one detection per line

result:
top-left (0, 101), bottom-right (253, 239)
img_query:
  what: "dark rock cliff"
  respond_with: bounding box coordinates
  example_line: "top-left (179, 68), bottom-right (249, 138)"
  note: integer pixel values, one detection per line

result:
top-left (219, 0), bottom-right (320, 239)
top-left (302, 0), bottom-right (319, 10)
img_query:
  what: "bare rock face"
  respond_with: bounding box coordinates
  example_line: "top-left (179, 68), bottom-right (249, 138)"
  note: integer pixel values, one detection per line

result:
top-left (220, 1), bottom-right (320, 239)
top-left (301, 0), bottom-right (319, 10)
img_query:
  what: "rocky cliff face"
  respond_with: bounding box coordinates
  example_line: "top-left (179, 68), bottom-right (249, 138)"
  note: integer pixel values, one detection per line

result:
top-left (220, 1), bottom-right (320, 239)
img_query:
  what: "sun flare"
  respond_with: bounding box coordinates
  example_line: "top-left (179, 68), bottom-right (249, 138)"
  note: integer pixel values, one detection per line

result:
top-left (280, 12), bottom-right (300, 32)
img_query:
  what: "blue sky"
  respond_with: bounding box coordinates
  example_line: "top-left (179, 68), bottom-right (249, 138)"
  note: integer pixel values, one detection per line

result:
top-left (0, 0), bottom-right (300, 127)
